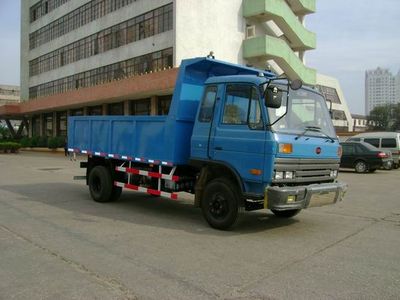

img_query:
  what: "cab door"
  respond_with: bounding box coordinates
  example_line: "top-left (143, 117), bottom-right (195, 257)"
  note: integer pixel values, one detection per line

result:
top-left (191, 85), bottom-right (219, 159)
top-left (209, 84), bottom-right (266, 189)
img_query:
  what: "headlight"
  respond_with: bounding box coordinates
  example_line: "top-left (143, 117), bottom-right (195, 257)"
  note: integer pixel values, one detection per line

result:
top-left (285, 171), bottom-right (294, 179)
top-left (274, 171), bottom-right (295, 180)
top-left (330, 170), bottom-right (338, 178)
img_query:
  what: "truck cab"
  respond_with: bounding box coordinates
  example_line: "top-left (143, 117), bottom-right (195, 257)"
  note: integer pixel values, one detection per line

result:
top-left (190, 73), bottom-right (346, 227)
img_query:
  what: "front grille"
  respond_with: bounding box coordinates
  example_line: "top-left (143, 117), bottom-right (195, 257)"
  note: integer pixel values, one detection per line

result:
top-left (272, 158), bottom-right (340, 185)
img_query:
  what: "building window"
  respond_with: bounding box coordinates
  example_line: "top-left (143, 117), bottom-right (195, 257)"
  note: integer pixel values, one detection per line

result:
top-left (29, 0), bottom-right (156, 50)
top-left (29, 48), bottom-right (174, 99)
top-left (57, 111), bottom-right (67, 136)
top-left (32, 116), bottom-right (41, 136)
top-left (130, 99), bottom-right (151, 115)
top-left (108, 102), bottom-right (124, 115)
top-left (30, 0), bottom-right (71, 23)
top-left (317, 85), bottom-right (341, 104)
top-left (331, 110), bottom-right (347, 121)
top-left (158, 95), bottom-right (172, 115)
top-left (44, 113), bottom-right (53, 137)
top-left (70, 108), bottom-right (84, 116)
top-left (87, 106), bottom-right (103, 115)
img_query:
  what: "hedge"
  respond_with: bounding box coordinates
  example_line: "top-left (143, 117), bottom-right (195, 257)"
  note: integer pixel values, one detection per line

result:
top-left (0, 142), bottom-right (22, 153)
top-left (19, 136), bottom-right (66, 149)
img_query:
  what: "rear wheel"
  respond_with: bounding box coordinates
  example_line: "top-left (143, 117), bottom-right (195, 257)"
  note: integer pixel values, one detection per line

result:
top-left (383, 161), bottom-right (393, 170)
top-left (201, 178), bottom-right (241, 230)
top-left (394, 163), bottom-right (399, 169)
top-left (88, 165), bottom-right (121, 202)
top-left (271, 209), bottom-right (301, 218)
top-left (355, 161), bottom-right (368, 173)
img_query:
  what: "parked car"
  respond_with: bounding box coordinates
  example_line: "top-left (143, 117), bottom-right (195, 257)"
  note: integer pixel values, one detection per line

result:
top-left (340, 141), bottom-right (388, 173)
top-left (347, 132), bottom-right (400, 169)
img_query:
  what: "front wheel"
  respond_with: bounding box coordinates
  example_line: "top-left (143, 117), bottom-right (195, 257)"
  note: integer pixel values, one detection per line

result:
top-left (88, 165), bottom-right (122, 203)
top-left (201, 178), bottom-right (241, 230)
top-left (271, 209), bottom-right (301, 218)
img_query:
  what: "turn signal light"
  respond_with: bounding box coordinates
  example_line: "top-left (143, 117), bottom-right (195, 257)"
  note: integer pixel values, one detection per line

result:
top-left (279, 143), bottom-right (293, 154)
top-left (250, 169), bottom-right (262, 176)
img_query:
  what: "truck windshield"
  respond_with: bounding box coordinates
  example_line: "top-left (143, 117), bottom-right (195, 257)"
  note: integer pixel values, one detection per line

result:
top-left (267, 87), bottom-right (336, 139)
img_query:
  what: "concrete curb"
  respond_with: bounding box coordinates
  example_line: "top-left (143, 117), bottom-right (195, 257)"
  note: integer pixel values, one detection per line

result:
top-left (20, 147), bottom-right (65, 153)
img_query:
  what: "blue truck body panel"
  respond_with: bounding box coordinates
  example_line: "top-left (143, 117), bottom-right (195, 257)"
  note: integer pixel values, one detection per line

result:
top-left (68, 57), bottom-right (275, 165)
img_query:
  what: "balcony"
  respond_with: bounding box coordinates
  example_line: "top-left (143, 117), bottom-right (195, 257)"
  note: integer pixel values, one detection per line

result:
top-left (243, 0), bottom-right (316, 51)
top-left (285, 0), bottom-right (316, 16)
top-left (243, 35), bottom-right (316, 85)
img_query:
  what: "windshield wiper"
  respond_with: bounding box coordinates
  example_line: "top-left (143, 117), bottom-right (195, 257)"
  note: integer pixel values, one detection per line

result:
top-left (295, 126), bottom-right (335, 143)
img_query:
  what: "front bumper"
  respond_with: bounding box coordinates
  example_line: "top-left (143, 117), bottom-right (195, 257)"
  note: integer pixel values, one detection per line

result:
top-left (265, 181), bottom-right (347, 211)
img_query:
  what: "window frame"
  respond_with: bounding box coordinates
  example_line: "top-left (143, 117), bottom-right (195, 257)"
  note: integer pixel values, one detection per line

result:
top-left (221, 84), bottom-right (264, 130)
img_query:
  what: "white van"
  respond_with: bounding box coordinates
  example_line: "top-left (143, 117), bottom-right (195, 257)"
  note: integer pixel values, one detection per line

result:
top-left (348, 132), bottom-right (400, 169)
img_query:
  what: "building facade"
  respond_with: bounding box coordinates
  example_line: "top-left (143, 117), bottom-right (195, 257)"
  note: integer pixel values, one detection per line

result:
top-left (316, 74), bottom-right (353, 133)
top-left (365, 67), bottom-right (400, 115)
top-left (0, 85), bottom-right (20, 106)
top-left (0, 0), bottom-right (351, 138)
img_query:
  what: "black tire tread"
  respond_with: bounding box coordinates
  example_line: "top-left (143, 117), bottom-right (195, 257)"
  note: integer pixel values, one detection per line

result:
top-left (201, 177), bottom-right (241, 230)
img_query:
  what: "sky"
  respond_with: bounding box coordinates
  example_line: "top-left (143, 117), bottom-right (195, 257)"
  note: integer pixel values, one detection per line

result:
top-left (0, 0), bottom-right (399, 114)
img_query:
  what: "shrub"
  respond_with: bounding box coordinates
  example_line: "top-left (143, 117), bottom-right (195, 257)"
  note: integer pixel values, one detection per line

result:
top-left (57, 136), bottom-right (66, 148)
top-left (38, 136), bottom-right (48, 147)
top-left (0, 142), bottom-right (21, 153)
top-left (30, 136), bottom-right (40, 147)
top-left (20, 137), bottom-right (32, 148)
top-left (48, 137), bottom-right (59, 149)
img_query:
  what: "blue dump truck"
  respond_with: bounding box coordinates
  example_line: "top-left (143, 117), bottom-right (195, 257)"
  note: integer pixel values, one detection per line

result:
top-left (68, 57), bottom-right (347, 230)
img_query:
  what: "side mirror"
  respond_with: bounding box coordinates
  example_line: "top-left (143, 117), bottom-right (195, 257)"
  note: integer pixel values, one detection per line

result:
top-left (264, 85), bottom-right (283, 108)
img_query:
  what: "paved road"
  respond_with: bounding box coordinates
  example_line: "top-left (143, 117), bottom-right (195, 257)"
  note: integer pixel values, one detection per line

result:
top-left (0, 152), bottom-right (399, 300)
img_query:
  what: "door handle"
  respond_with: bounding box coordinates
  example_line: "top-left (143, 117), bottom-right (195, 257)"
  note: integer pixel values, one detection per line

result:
top-left (215, 147), bottom-right (223, 150)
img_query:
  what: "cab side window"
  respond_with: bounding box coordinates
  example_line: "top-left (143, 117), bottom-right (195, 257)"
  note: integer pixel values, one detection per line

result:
top-left (222, 85), bottom-right (263, 129)
top-left (198, 86), bottom-right (217, 123)
top-left (223, 85), bottom-right (250, 125)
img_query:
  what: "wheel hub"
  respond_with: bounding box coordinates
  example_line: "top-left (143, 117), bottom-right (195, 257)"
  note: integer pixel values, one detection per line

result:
top-left (209, 194), bottom-right (228, 218)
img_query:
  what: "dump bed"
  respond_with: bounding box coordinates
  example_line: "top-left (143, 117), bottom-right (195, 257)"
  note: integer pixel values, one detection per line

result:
top-left (68, 57), bottom-right (267, 165)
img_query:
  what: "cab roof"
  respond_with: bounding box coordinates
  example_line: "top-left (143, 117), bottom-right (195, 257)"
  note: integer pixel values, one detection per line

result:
top-left (205, 75), bottom-right (271, 85)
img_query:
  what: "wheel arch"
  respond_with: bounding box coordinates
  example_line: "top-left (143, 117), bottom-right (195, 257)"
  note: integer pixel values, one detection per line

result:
top-left (189, 159), bottom-right (245, 208)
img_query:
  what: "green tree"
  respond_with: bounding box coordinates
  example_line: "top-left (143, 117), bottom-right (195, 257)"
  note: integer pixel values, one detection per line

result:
top-left (0, 124), bottom-right (11, 140)
top-left (368, 103), bottom-right (400, 131)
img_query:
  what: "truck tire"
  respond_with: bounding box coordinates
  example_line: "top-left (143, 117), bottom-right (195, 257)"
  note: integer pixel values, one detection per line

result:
top-left (201, 178), bottom-right (241, 230)
top-left (88, 166), bottom-right (121, 203)
top-left (354, 160), bottom-right (368, 173)
top-left (271, 209), bottom-right (301, 218)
